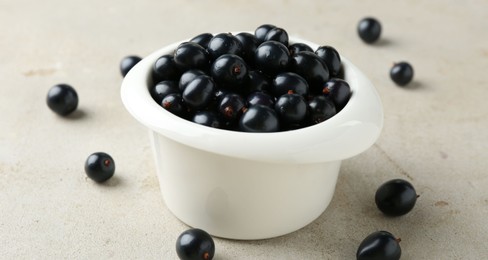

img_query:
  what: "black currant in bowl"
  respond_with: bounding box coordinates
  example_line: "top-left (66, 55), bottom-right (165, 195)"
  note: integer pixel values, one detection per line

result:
top-left (375, 179), bottom-right (418, 216)
top-left (84, 152), bottom-right (115, 183)
top-left (176, 228), bottom-right (215, 260)
top-left (46, 84), bottom-right (79, 116)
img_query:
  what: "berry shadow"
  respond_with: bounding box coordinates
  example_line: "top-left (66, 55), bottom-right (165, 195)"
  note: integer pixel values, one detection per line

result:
top-left (64, 109), bottom-right (87, 120)
top-left (401, 80), bottom-right (424, 91)
top-left (96, 175), bottom-right (124, 187)
top-left (372, 38), bottom-right (393, 47)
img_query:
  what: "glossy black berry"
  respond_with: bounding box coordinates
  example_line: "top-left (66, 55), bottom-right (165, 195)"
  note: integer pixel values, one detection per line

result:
top-left (315, 46), bottom-right (342, 77)
top-left (174, 42), bottom-right (210, 70)
top-left (120, 55), bottom-right (141, 77)
top-left (274, 92), bottom-right (308, 125)
top-left (390, 62), bottom-right (414, 86)
top-left (358, 17), bottom-right (382, 44)
top-left (218, 93), bottom-right (246, 124)
top-left (207, 33), bottom-right (243, 60)
top-left (192, 111), bottom-right (222, 129)
top-left (161, 93), bottom-right (187, 118)
top-left (308, 95), bottom-right (337, 124)
top-left (179, 69), bottom-right (207, 92)
top-left (375, 179), bottom-right (417, 216)
top-left (264, 27), bottom-right (289, 46)
top-left (235, 32), bottom-right (259, 66)
top-left (239, 105), bottom-right (280, 132)
top-left (176, 228), bottom-right (215, 260)
top-left (153, 54), bottom-right (181, 82)
top-left (288, 43), bottom-right (313, 56)
top-left (190, 33), bottom-right (213, 48)
top-left (84, 152), bottom-right (115, 183)
top-left (151, 80), bottom-right (179, 104)
top-left (254, 24), bottom-right (276, 43)
top-left (245, 70), bottom-right (271, 94)
top-left (210, 54), bottom-right (249, 90)
top-left (246, 91), bottom-right (275, 108)
top-left (254, 41), bottom-right (290, 76)
top-left (291, 52), bottom-right (330, 93)
top-left (46, 84), bottom-right (79, 116)
top-left (272, 72), bottom-right (309, 97)
top-left (322, 78), bottom-right (351, 111)
top-left (182, 75), bottom-right (216, 110)
top-left (357, 231), bottom-right (401, 260)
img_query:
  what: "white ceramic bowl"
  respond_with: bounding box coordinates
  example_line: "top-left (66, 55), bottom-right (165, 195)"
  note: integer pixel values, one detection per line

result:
top-left (121, 35), bottom-right (383, 240)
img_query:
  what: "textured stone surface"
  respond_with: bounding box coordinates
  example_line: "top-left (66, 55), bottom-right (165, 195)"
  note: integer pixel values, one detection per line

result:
top-left (1, 0), bottom-right (487, 258)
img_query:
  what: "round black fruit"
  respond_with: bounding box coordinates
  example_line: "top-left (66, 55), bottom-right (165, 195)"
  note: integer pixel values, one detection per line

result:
top-left (176, 228), bottom-right (215, 260)
top-left (150, 80), bottom-right (179, 104)
top-left (315, 46), bottom-right (342, 77)
top-left (357, 231), bottom-right (401, 260)
top-left (153, 54), bottom-right (181, 82)
top-left (210, 54), bottom-right (249, 90)
top-left (84, 152), bottom-right (115, 183)
top-left (375, 179), bottom-right (417, 216)
top-left (239, 105), bottom-right (280, 132)
top-left (254, 24), bottom-right (277, 43)
top-left (390, 62), bottom-right (414, 86)
top-left (308, 95), bottom-right (336, 124)
top-left (358, 17), bottom-right (382, 44)
top-left (120, 55), bottom-right (142, 77)
top-left (272, 72), bottom-right (309, 97)
top-left (264, 27), bottom-right (289, 46)
top-left (207, 33), bottom-right (243, 60)
top-left (322, 78), bottom-right (351, 111)
top-left (46, 84), bottom-right (79, 116)
top-left (291, 52), bottom-right (330, 93)
top-left (190, 33), bottom-right (214, 48)
top-left (182, 75), bottom-right (216, 110)
top-left (254, 41), bottom-right (290, 76)
top-left (174, 42), bottom-right (210, 70)
top-left (274, 92), bottom-right (308, 125)
top-left (161, 93), bottom-right (187, 118)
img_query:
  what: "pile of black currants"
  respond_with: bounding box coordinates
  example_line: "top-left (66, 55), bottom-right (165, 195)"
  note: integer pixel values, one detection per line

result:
top-left (149, 24), bottom-right (351, 133)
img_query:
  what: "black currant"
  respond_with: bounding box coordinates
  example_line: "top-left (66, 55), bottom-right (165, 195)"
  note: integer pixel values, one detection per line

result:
top-left (264, 27), bottom-right (289, 46)
top-left (358, 17), bottom-right (382, 44)
top-left (161, 93), bottom-right (188, 118)
top-left (291, 52), bottom-right (330, 93)
top-left (375, 179), bottom-right (418, 216)
top-left (254, 24), bottom-right (276, 43)
top-left (308, 95), bottom-right (336, 124)
top-left (357, 231), bottom-right (401, 260)
top-left (190, 33), bottom-right (214, 49)
top-left (235, 32), bottom-right (259, 66)
top-left (153, 54), bottom-right (181, 82)
top-left (322, 78), bottom-right (351, 111)
top-left (254, 41), bottom-right (290, 76)
top-left (274, 92), bottom-right (308, 125)
top-left (289, 43), bottom-right (313, 56)
top-left (192, 111), bottom-right (222, 129)
top-left (210, 54), bottom-right (249, 90)
top-left (272, 72), bottom-right (309, 97)
top-left (390, 62), bottom-right (414, 86)
top-left (218, 93), bottom-right (246, 125)
top-left (120, 55), bottom-right (142, 77)
top-left (46, 84), bottom-right (79, 116)
top-left (315, 46), bottom-right (342, 77)
top-left (174, 42), bottom-right (210, 71)
top-left (239, 105), bottom-right (280, 132)
top-left (246, 91), bottom-right (275, 108)
top-left (179, 69), bottom-right (207, 92)
top-left (176, 228), bottom-right (215, 260)
top-left (245, 70), bottom-right (272, 94)
top-left (84, 152), bottom-right (115, 183)
top-left (151, 80), bottom-right (179, 104)
top-left (207, 33), bottom-right (243, 60)
top-left (182, 75), bottom-right (216, 110)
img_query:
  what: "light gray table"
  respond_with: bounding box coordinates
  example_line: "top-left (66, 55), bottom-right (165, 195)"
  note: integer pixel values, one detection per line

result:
top-left (1, 0), bottom-right (487, 258)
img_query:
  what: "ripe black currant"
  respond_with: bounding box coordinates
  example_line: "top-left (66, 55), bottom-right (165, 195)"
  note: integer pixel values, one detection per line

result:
top-left (375, 179), bottom-right (418, 216)
top-left (358, 17), bottom-right (382, 44)
top-left (84, 152), bottom-right (115, 183)
top-left (390, 62), bottom-right (414, 86)
top-left (46, 84), bottom-right (79, 116)
top-left (357, 231), bottom-right (401, 260)
top-left (239, 105), bottom-right (280, 132)
top-left (176, 228), bottom-right (215, 260)
top-left (120, 55), bottom-right (141, 77)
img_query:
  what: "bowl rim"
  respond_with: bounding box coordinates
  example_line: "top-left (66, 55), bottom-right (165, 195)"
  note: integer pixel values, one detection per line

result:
top-left (121, 34), bottom-right (383, 164)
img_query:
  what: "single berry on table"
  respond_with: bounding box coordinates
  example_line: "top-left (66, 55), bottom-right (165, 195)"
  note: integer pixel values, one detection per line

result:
top-left (254, 24), bottom-right (277, 43)
top-left (254, 41), bottom-right (291, 76)
top-left (357, 17), bottom-right (382, 44)
top-left (239, 105), bottom-right (280, 132)
top-left (315, 46), bottom-right (342, 77)
top-left (190, 33), bottom-right (214, 49)
top-left (322, 78), bottom-right (351, 111)
top-left (357, 231), bottom-right (401, 260)
top-left (46, 84), bottom-right (79, 116)
top-left (375, 179), bottom-right (417, 216)
top-left (84, 152), bottom-right (115, 183)
top-left (176, 228), bottom-right (215, 260)
top-left (182, 75), bottom-right (216, 110)
top-left (207, 33), bottom-right (243, 60)
top-left (174, 42), bottom-right (210, 71)
top-left (390, 62), bottom-right (414, 86)
top-left (120, 55), bottom-right (142, 77)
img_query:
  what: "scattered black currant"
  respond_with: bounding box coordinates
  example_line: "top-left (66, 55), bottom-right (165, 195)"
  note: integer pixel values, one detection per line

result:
top-left (207, 33), bottom-right (243, 60)
top-left (390, 62), bottom-right (414, 86)
top-left (375, 179), bottom-right (418, 216)
top-left (176, 228), bottom-right (215, 260)
top-left (46, 84), bottom-right (79, 116)
top-left (357, 231), bottom-right (401, 260)
top-left (190, 33), bottom-right (214, 49)
top-left (315, 46), bottom-right (342, 77)
top-left (254, 41), bottom-right (290, 76)
top-left (84, 152), bottom-right (115, 183)
top-left (322, 78), bottom-right (351, 111)
top-left (174, 42), bottom-right (210, 71)
top-left (239, 105), bottom-right (280, 132)
top-left (120, 55), bottom-right (141, 77)
top-left (358, 17), bottom-right (382, 44)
